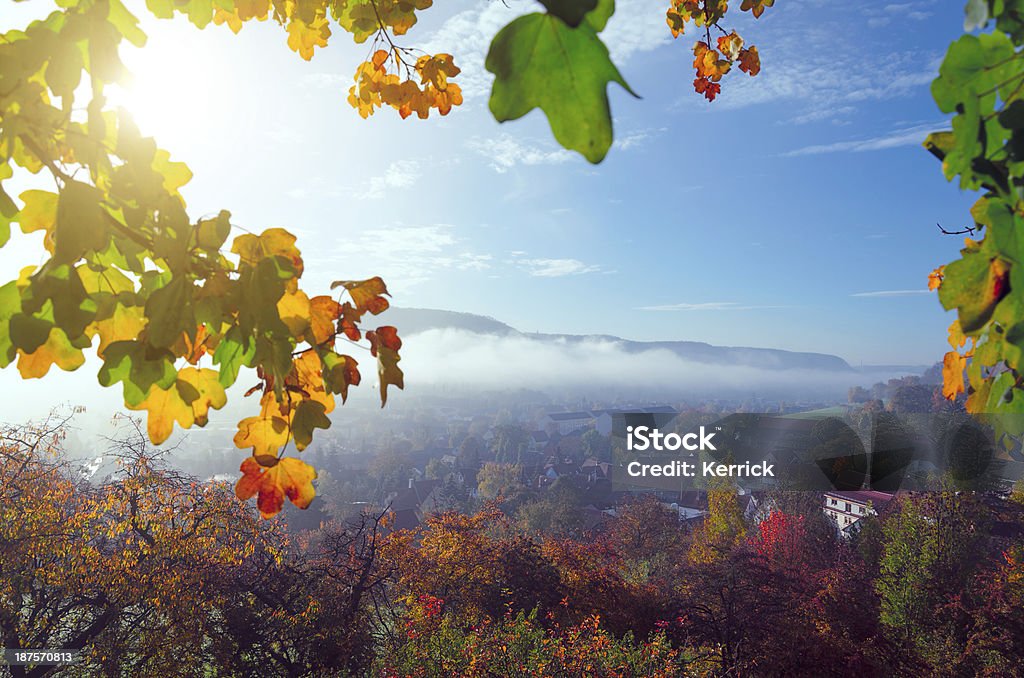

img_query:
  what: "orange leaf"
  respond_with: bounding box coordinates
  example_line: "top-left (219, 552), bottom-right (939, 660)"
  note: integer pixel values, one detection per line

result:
top-left (235, 456), bottom-right (317, 518)
top-left (738, 46), bottom-right (761, 76)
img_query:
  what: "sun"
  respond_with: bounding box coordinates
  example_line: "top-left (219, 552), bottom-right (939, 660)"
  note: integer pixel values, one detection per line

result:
top-left (107, 24), bottom-right (228, 149)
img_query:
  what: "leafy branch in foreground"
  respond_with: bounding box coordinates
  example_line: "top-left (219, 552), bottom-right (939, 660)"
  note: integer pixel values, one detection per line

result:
top-left (1, 0), bottom-right (406, 517)
top-left (929, 1), bottom-right (1024, 451)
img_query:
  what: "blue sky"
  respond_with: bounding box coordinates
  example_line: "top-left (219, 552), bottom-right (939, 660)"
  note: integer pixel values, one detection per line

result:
top-left (3, 0), bottom-right (977, 367)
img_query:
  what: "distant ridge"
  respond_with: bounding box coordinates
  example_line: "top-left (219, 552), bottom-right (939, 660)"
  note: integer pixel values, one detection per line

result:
top-left (378, 307), bottom-right (855, 373)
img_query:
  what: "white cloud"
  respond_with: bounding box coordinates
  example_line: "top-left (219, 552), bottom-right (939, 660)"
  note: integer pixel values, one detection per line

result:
top-left (637, 301), bottom-right (781, 311)
top-left (697, 21), bottom-right (941, 124)
top-left (390, 329), bottom-right (909, 398)
top-left (468, 135), bottom-right (574, 172)
top-left (301, 72), bottom-right (346, 89)
top-left (518, 258), bottom-right (603, 277)
top-left (783, 122), bottom-right (944, 156)
top-left (363, 160), bottom-right (421, 199)
top-left (850, 290), bottom-right (930, 298)
top-left (330, 223), bottom-right (491, 291)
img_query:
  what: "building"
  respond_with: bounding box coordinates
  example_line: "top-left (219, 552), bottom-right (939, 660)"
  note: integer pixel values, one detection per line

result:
top-left (544, 411), bottom-right (596, 435)
top-left (823, 489), bottom-right (894, 536)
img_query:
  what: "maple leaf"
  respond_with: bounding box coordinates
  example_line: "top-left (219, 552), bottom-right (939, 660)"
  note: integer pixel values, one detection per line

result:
top-left (277, 288), bottom-right (311, 337)
top-left (126, 367), bottom-right (227, 444)
top-left (367, 326), bottom-right (402, 357)
top-left (717, 31), bottom-right (744, 61)
top-left (740, 0), bottom-right (775, 18)
top-left (232, 228), bottom-right (304, 277)
top-left (948, 319), bottom-right (967, 349)
top-left (666, 8), bottom-right (688, 38)
top-left (486, 12), bottom-right (637, 163)
top-left (738, 46), bottom-right (761, 76)
top-left (234, 391), bottom-right (292, 457)
top-left (308, 295), bottom-right (342, 344)
top-left (331, 277), bottom-right (390, 313)
top-left (235, 456), bottom-right (317, 518)
top-left (694, 77), bottom-right (721, 102)
top-left (942, 350), bottom-right (967, 400)
top-left (928, 265), bottom-right (946, 291)
top-left (16, 326), bottom-right (85, 379)
top-left (285, 16), bottom-right (331, 61)
top-left (377, 346), bottom-right (404, 406)
top-left (693, 42), bottom-right (731, 82)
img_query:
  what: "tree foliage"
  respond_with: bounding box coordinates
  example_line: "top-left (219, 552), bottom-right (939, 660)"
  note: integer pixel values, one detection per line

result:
top-left (929, 1), bottom-right (1024, 449)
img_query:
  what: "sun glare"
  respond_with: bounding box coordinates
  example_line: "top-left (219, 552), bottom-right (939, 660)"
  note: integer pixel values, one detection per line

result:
top-left (108, 29), bottom-right (228, 149)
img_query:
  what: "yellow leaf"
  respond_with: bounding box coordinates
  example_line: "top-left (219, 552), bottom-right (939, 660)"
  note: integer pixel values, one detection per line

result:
top-left (942, 350), bottom-right (966, 401)
top-left (16, 327), bottom-right (85, 378)
top-left (234, 391), bottom-right (292, 457)
top-left (126, 367), bottom-right (226, 444)
top-left (277, 288), bottom-right (311, 337)
top-left (290, 351), bottom-right (334, 413)
top-left (152, 149), bottom-right (192, 198)
top-left (89, 304), bottom-right (147, 356)
top-left (231, 227), bottom-right (304, 276)
top-left (948, 319), bottom-right (966, 349)
top-left (308, 295), bottom-right (341, 344)
top-left (286, 16), bottom-right (330, 61)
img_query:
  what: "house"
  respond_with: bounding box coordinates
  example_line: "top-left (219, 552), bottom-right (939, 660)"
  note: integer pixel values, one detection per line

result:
top-left (544, 411), bottom-right (596, 435)
top-left (387, 479), bottom-right (442, 531)
top-left (823, 489), bottom-right (894, 536)
top-left (594, 406), bottom-right (678, 437)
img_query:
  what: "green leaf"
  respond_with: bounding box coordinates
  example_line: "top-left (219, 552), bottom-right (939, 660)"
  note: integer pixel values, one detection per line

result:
top-left (938, 247), bottom-right (1010, 333)
top-left (292, 399), bottom-right (330, 449)
top-left (213, 327), bottom-right (255, 388)
top-left (0, 281), bottom-right (22, 367)
top-left (145, 276), bottom-right (194, 348)
top-left (9, 313), bottom-right (53, 354)
top-left (98, 340), bottom-right (176, 406)
top-left (55, 180), bottom-right (110, 265)
top-left (537, 0), bottom-right (598, 28)
top-left (486, 13), bottom-right (637, 163)
top-left (584, 0), bottom-right (614, 32)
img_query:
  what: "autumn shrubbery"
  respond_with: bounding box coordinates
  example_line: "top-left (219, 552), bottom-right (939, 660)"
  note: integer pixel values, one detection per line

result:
top-left (4, 419), bottom-right (1024, 676)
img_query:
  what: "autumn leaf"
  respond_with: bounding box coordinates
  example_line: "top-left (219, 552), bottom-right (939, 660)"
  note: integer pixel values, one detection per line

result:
top-left (285, 16), bottom-right (331, 61)
top-left (308, 296), bottom-right (342, 344)
top-left (694, 77), bottom-right (721, 102)
top-left (928, 265), bottom-right (946, 291)
top-left (948, 319), bottom-right (967, 349)
top-left (126, 367), bottom-right (227, 444)
top-left (738, 46), bottom-right (761, 76)
top-left (235, 456), bottom-right (317, 518)
top-left (234, 391), bottom-right (292, 457)
top-left (16, 326), bottom-right (86, 378)
top-left (693, 42), bottom-right (731, 82)
top-left (277, 288), bottom-right (311, 337)
top-left (377, 346), bottom-right (404, 406)
top-left (367, 326), bottom-right (402, 357)
top-left (232, 228), bottom-right (304, 276)
top-left (740, 0), bottom-right (775, 18)
top-left (717, 31), bottom-right (743, 61)
top-left (942, 350), bottom-right (967, 400)
top-left (331, 277), bottom-right (390, 313)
